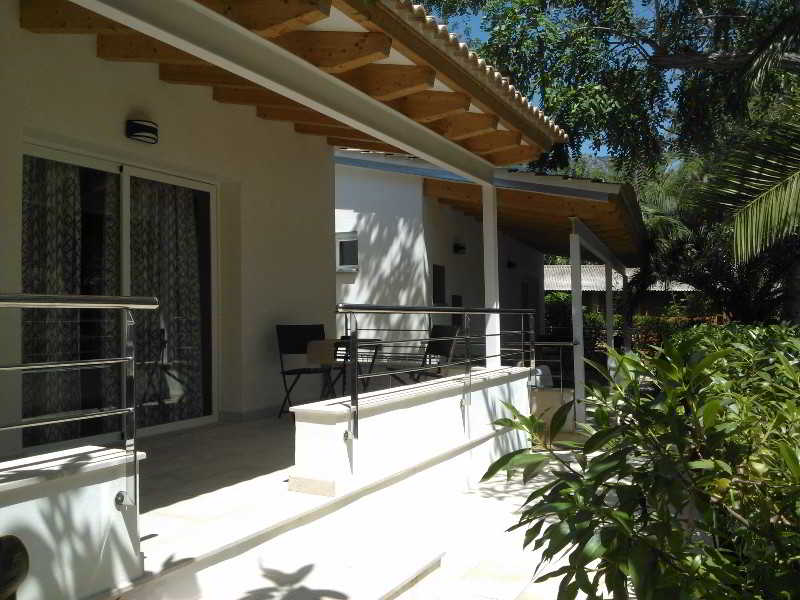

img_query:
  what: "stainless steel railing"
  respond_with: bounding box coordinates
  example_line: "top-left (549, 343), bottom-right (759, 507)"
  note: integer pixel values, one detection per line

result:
top-left (0, 293), bottom-right (158, 511)
top-left (336, 303), bottom-right (537, 440)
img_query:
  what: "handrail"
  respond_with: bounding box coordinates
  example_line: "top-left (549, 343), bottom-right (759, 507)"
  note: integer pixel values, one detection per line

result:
top-left (337, 303), bottom-right (535, 315)
top-left (0, 358), bottom-right (131, 373)
top-left (0, 294), bottom-right (159, 310)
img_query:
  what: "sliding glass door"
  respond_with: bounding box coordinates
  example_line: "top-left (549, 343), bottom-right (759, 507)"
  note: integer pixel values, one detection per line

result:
top-left (128, 173), bottom-right (212, 428)
top-left (20, 151), bottom-right (214, 446)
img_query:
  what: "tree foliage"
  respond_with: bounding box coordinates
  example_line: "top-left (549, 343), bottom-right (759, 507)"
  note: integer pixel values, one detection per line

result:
top-left (487, 324), bottom-right (800, 599)
top-left (427, 0), bottom-right (800, 173)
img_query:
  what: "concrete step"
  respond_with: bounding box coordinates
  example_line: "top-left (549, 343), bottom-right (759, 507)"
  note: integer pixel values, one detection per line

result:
top-left (123, 458), bottom-right (465, 600)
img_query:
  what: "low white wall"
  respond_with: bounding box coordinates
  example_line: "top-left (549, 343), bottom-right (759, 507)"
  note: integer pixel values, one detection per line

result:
top-left (289, 368), bottom-right (530, 496)
top-left (0, 447), bottom-right (144, 600)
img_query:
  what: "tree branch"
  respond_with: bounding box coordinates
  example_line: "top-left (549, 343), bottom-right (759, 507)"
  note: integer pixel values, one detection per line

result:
top-left (648, 51), bottom-right (800, 74)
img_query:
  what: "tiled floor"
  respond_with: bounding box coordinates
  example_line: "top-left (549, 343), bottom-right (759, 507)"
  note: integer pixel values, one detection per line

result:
top-left (137, 417), bottom-right (295, 513)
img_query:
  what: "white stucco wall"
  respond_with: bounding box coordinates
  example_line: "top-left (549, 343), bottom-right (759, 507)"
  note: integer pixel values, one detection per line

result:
top-left (0, 2), bottom-right (336, 442)
top-left (334, 163), bottom-right (545, 337)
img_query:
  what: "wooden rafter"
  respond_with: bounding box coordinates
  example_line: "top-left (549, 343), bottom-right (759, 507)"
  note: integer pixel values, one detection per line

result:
top-left (461, 130), bottom-right (522, 155)
top-left (274, 31), bottom-right (391, 74)
top-left (21, 0), bottom-right (332, 37)
top-left (213, 86), bottom-right (299, 107)
top-left (295, 124), bottom-right (375, 141)
top-left (257, 106), bottom-right (342, 127)
top-left (327, 138), bottom-right (405, 153)
top-left (160, 64), bottom-right (253, 88)
top-left (427, 113), bottom-right (499, 141)
top-left (332, 0), bottom-right (555, 151)
top-left (487, 145), bottom-right (540, 166)
top-left (98, 31), bottom-right (391, 74)
top-left (338, 64), bottom-right (435, 101)
top-left (387, 91), bottom-right (471, 123)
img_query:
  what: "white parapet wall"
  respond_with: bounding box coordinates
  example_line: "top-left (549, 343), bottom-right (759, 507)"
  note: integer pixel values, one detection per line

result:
top-left (0, 446), bottom-right (145, 600)
top-left (290, 367), bottom-right (530, 496)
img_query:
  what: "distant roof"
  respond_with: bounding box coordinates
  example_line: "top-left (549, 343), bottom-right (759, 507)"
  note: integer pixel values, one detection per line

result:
top-left (544, 265), bottom-right (695, 292)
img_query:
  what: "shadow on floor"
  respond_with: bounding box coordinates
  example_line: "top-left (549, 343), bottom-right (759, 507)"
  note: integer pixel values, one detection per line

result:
top-left (137, 417), bottom-right (295, 512)
top-left (239, 564), bottom-right (348, 600)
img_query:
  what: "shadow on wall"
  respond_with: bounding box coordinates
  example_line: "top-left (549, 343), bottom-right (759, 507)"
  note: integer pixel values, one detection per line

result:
top-left (335, 207), bottom-right (430, 342)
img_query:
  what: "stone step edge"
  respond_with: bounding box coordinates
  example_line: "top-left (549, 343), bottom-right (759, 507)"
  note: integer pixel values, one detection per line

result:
top-left (89, 426), bottom-right (508, 600)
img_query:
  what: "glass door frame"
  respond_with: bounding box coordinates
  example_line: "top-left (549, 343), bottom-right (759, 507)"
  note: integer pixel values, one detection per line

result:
top-left (21, 143), bottom-right (220, 437)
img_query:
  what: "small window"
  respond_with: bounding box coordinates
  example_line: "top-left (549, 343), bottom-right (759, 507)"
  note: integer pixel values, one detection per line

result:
top-left (432, 264), bottom-right (446, 305)
top-left (336, 231), bottom-right (359, 272)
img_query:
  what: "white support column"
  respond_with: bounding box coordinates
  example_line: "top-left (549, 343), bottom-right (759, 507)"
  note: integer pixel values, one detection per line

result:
top-left (570, 233), bottom-right (586, 422)
top-left (605, 263), bottom-right (617, 376)
top-left (482, 184), bottom-right (501, 368)
top-left (622, 273), bottom-right (632, 352)
top-left (605, 263), bottom-right (614, 349)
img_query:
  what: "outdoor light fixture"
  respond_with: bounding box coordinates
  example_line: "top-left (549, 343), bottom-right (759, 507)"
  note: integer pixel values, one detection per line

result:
top-left (125, 119), bottom-right (158, 144)
top-left (506, 260), bottom-right (517, 269)
top-left (452, 242), bottom-right (466, 255)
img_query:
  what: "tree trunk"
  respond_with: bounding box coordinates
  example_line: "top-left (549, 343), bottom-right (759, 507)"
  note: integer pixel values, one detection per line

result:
top-left (783, 261), bottom-right (800, 323)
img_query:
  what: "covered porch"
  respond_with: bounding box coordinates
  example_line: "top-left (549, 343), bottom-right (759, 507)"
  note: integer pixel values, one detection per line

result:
top-left (0, 2), bottom-right (639, 600)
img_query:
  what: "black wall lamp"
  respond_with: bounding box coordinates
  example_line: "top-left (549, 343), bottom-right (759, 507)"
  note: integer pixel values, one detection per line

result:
top-left (126, 119), bottom-right (158, 144)
top-left (506, 260), bottom-right (517, 269)
top-left (452, 242), bottom-right (466, 255)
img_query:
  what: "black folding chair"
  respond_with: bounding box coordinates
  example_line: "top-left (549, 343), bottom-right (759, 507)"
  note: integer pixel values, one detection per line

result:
top-left (276, 324), bottom-right (339, 417)
top-left (413, 324), bottom-right (461, 381)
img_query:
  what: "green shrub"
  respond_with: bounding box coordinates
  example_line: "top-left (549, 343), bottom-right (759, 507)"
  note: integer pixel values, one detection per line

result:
top-left (485, 324), bottom-right (800, 599)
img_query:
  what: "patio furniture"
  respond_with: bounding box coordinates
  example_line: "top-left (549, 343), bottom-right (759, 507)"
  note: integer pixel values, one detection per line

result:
top-left (276, 324), bottom-right (341, 417)
top-left (386, 324), bottom-right (461, 385)
top-left (336, 336), bottom-right (382, 393)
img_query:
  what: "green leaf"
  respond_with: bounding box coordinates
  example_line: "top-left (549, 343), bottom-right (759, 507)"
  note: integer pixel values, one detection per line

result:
top-left (687, 459), bottom-right (715, 470)
top-left (522, 456), bottom-right (550, 483)
top-left (481, 448), bottom-right (527, 482)
top-left (628, 541), bottom-right (656, 600)
top-left (778, 442), bottom-right (800, 482)
top-left (550, 400), bottom-right (575, 439)
top-left (702, 399), bottom-right (723, 430)
top-left (583, 425), bottom-right (624, 454)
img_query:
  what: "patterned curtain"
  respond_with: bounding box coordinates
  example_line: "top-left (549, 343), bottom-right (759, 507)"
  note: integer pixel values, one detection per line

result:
top-left (130, 177), bottom-right (204, 427)
top-left (21, 156), bottom-right (121, 445)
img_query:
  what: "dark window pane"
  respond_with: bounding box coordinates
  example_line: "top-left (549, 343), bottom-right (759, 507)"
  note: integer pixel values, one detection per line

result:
top-left (339, 239), bottom-right (358, 266)
top-left (432, 264), bottom-right (446, 305)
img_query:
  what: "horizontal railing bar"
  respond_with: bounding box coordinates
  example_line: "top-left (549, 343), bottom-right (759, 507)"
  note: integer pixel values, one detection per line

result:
top-left (357, 351), bottom-right (526, 379)
top-left (347, 331), bottom-right (528, 347)
top-left (0, 407), bottom-right (134, 432)
top-left (0, 358), bottom-right (131, 373)
top-left (532, 341), bottom-right (575, 347)
top-left (337, 303), bottom-right (535, 315)
top-left (0, 294), bottom-right (159, 310)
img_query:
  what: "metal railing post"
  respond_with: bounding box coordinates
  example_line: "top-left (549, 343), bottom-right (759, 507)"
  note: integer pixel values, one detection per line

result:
top-left (462, 313), bottom-right (472, 442)
top-left (348, 315), bottom-right (359, 441)
top-left (121, 309), bottom-right (137, 510)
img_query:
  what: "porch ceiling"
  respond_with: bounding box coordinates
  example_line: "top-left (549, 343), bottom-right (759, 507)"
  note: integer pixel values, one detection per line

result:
top-left (21, 0), bottom-right (568, 168)
top-left (423, 176), bottom-right (646, 266)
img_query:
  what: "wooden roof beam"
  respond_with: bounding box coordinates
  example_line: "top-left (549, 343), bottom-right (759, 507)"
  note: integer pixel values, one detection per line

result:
top-left (295, 123), bottom-right (376, 141)
top-left (99, 31), bottom-right (391, 74)
top-left (461, 130), bottom-right (522, 155)
top-left (213, 86), bottom-right (300, 107)
top-left (488, 145), bottom-right (540, 166)
top-left (428, 113), bottom-right (499, 141)
top-left (388, 91), bottom-right (471, 123)
top-left (338, 64), bottom-right (435, 101)
top-left (22, 0), bottom-right (332, 37)
top-left (256, 106), bottom-right (343, 127)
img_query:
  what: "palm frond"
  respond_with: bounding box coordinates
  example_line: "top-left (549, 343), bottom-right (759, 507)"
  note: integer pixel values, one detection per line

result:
top-left (740, 13), bottom-right (800, 100)
top-left (733, 169), bottom-right (800, 261)
top-left (698, 98), bottom-right (800, 263)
